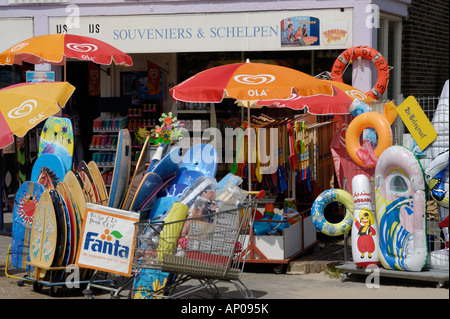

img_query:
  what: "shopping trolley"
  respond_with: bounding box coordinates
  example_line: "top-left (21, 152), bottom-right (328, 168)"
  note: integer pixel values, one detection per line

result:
top-left (129, 190), bottom-right (265, 299)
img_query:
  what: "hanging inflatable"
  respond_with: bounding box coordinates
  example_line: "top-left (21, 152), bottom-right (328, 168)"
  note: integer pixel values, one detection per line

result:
top-left (345, 112), bottom-right (392, 168)
top-left (331, 46), bottom-right (390, 100)
top-left (351, 175), bottom-right (380, 268)
top-left (311, 188), bottom-right (354, 236)
top-left (375, 146), bottom-right (427, 271)
top-left (425, 149), bottom-right (449, 208)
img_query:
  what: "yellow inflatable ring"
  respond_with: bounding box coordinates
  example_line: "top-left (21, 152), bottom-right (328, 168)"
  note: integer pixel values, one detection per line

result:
top-left (311, 188), bottom-right (354, 236)
top-left (345, 112), bottom-right (392, 167)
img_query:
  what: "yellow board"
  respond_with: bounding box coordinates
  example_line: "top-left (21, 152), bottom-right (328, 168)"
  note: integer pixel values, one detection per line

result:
top-left (87, 161), bottom-right (109, 206)
top-left (29, 190), bottom-right (57, 271)
top-left (63, 171), bottom-right (87, 222)
top-left (396, 96), bottom-right (437, 151)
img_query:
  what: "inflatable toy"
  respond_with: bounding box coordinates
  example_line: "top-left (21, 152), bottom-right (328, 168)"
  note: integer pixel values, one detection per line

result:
top-left (311, 188), bottom-right (354, 236)
top-left (331, 46), bottom-right (390, 100)
top-left (425, 149), bottom-right (449, 208)
top-left (375, 146), bottom-right (427, 271)
top-left (351, 174), bottom-right (380, 268)
top-left (346, 112), bottom-right (392, 167)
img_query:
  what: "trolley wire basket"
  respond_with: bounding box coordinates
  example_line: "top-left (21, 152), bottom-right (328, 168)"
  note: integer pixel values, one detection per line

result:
top-left (131, 190), bottom-right (265, 299)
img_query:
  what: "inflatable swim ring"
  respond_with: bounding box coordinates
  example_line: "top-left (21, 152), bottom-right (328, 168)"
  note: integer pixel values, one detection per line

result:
top-left (331, 46), bottom-right (390, 100)
top-left (346, 112), bottom-right (392, 168)
top-left (375, 145), bottom-right (427, 271)
top-left (311, 188), bottom-right (354, 236)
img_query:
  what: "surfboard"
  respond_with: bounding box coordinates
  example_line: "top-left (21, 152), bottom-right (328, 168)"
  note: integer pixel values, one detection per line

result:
top-left (11, 181), bottom-right (45, 270)
top-left (121, 136), bottom-right (151, 210)
top-left (79, 161), bottom-right (100, 204)
top-left (77, 170), bottom-right (97, 204)
top-left (148, 145), bottom-right (180, 180)
top-left (56, 182), bottom-right (78, 265)
top-left (87, 161), bottom-right (109, 206)
top-left (129, 172), bottom-right (164, 213)
top-left (140, 175), bottom-right (176, 213)
top-left (39, 116), bottom-right (74, 172)
top-left (63, 171), bottom-right (88, 223)
top-left (49, 190), bottom-right (67, 269)
top-left (29, 190), bottom-right (58, 274)
top-left (31, 153), bottom-right (67, 190)
top-left (108, 129), bottom-right (132, 208)
top-left (173, 143), bottom-right (217, 184)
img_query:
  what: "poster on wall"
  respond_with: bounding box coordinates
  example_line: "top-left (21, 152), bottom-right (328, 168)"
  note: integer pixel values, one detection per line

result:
top-left (122, 70), bottom-right (162, 104)
top-left (280, 16), bottom-right (320, 47)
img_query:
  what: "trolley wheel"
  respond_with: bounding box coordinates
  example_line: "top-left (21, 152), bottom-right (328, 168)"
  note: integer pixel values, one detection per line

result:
top-left (33, 282), bottom-right (43, 293)
top-left (17, 279), bottom-right (25, 287)
top-left (340, 273), bottom-right (348, 283)
top-left (273, 264), bottom-right (286, 274)
top-left (49, 286), bottom-right (59, 297)
top-left (83, 289), bottom-right (94, 299)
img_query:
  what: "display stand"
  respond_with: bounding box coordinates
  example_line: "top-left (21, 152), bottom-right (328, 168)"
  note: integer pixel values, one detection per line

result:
top-left (244, 207), bottom-right (318, 273)
top-left (336, 233), bottom-right (449, 288)
top-left (337, 262), bottom-right (449, 288)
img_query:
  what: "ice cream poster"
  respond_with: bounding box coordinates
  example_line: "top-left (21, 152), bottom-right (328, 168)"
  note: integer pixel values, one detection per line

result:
top-left (280, 16), bottom-right (320, 47)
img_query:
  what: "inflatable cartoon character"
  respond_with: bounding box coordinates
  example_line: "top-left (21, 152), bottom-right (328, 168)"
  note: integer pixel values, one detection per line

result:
top-left (351, 174), bottom-right (380, 267)
top-left (354, 209), bottom-right (377, 259)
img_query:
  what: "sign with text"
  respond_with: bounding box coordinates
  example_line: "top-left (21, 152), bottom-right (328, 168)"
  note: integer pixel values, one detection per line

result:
top-left (49, 9), bottom-right (352, 53)
top-left (396, 96), bottom-right (437, 151)
top-left (75, 204), bottom-right (139, 276)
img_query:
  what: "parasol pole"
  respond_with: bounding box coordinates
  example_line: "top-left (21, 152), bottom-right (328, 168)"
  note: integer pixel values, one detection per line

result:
top-left (63, 56), bottom-right (67, 82)
top-left (248, 101), bottom-right (251, 193)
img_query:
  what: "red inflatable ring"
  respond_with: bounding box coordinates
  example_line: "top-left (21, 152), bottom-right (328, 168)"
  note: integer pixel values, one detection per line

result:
top-left (345, 112), bottom-right (392, 167)
top-left (331, 46), bottom-right (390, 100)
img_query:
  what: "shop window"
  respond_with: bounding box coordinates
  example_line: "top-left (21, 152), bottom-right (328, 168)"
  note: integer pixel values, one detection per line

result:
top-left (377, 15), bottom-right (402, 101)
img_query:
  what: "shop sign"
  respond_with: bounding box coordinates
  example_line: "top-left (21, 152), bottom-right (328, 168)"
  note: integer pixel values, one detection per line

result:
top-left (49, 9), bottom-right (352, 53)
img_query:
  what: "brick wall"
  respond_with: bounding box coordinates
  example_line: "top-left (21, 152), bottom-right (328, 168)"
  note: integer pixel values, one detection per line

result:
top-left (402, 0), bottom-right (449, 97)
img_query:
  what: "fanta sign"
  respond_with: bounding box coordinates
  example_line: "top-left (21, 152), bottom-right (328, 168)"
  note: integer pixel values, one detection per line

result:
top-left (76, 204), bottom-right (139, 276)
top-left (84, 230), bottom-right (130, 258)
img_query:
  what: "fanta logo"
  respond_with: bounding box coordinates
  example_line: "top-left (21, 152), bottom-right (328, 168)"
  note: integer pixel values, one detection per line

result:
top-left (234, 74), bottom-right (275, 85)
top-left (66, 43), bottom-right (98, 53)
top-left (84, 230), bottom-right (129, 258)
top-left (8, 99), bottom-right (37, 119)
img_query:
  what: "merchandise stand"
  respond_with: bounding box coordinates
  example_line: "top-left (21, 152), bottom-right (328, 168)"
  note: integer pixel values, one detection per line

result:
top-left (337, 258), bottom-right (449, 288)
top-left (245, 207), bottom-right (318, 274)
top-left (337, 96), bottom-right (449, 288)
top-left (5, 245), bottom-right (113, 296)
